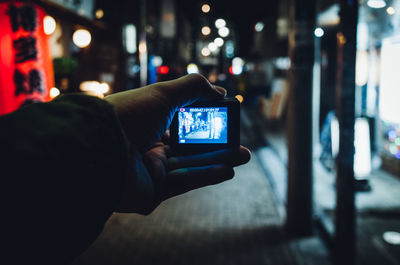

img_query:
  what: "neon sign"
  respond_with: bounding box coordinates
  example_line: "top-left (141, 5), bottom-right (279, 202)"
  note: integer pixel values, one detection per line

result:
top-left (0, 2), bottom-right (54, 115)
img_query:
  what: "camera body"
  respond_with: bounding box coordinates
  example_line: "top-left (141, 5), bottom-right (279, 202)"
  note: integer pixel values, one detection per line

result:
top-left (170, 98), bottom-right (240, 155)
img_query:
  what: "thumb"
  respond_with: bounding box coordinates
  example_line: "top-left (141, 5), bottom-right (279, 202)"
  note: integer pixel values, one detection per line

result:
top-left (158, 74), bottom-right (226, 108)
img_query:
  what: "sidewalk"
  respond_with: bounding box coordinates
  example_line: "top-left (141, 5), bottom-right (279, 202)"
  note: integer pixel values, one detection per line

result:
top-left (71, 155), bottom-right (290, 265)
top-left (245, 107), bottom-right (400, 265)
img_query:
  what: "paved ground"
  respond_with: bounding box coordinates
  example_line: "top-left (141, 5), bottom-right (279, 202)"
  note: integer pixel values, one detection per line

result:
top-left (71, 153), bottom-right (294, 265)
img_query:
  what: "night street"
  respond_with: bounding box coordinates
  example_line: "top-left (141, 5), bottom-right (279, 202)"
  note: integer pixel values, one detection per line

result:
top-left (1, 1), bottom-right (400, 265)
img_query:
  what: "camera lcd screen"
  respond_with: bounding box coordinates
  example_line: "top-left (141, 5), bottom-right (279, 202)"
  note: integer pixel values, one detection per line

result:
top-left (178, 107), bottom-right (228, 144)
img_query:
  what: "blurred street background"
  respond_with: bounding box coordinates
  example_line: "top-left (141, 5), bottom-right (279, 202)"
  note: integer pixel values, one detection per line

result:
top-left (1, 0), bottom-right (400, 264)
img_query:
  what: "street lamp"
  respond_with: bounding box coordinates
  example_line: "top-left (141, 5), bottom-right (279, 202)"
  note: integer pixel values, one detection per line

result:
top-left (208, 42), bottom-right (218, 52)
top-left (314, 27), bottom-right (324, 38)
top-left (72, 29), bottom-right (92, 48)
top-left (201, 26), bottom-right (211, 36)
top-left (218, 27), bottom-right (229, 37)
top-left (214, 37), bottom-right (224, 47)
top-left (201, 47), bottom-right (211, 57)
top-left (201, 4), bottom-right (211, 13)
top-left (215, 18), bottom-right (226, 29)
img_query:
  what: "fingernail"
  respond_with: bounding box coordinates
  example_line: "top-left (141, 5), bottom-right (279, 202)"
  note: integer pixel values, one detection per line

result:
top-left (214, 86), bottom-right (227, 96)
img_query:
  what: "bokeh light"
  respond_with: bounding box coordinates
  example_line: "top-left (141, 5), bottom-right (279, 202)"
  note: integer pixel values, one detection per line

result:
top-left (314, 27), bottom-right (324, 38)
top-left (201, 4), bottom-right (211, 13)
top-left (367, 0), bottom-right (386, 8)
top-left (255, 22), bottom-right (264, 32)
top-left (187, 63), bottom-right (199, 74)
top-left (208, 42), bottom-right (218, 52)
top-left (218, 27), bottom-right (230, 37)
top-left (214, 37), bottom-right (224, 47)
top-left (95, 9), bottom-right (104, 19)
top-left (201, 26), bottom-right (211, 36)
top-left (215, 19), bottom-right (226, 29)
top-left (387, 6), bottom-right (396, 15)
top-left (49, 87), bottom-right (60, 98)
top-left (43, 16), bottom-right (56, 35)
top-left (73, 29), bottom-right (92, 48)
top-left (201, 47), bottom-right (211, 57)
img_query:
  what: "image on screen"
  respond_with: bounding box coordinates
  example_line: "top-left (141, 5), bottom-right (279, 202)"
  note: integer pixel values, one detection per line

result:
top-left (178, 107), bottom-right (228, 144)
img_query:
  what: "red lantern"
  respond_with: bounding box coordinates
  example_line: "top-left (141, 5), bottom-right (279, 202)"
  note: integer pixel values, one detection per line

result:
top-left (0, 2), bottom-right (54, 115)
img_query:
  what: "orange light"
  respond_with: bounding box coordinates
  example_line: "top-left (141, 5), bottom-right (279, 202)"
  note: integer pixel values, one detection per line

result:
top-left (158, 65), bottom-right (170, 74)
top-left (235, 94), bottom-right (244, 103)
top-left (201, 4), bottom-right (210, 13)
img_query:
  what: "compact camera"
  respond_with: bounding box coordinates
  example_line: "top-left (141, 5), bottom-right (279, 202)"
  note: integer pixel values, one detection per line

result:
top-left (170, 98), bottom-right (240, 155)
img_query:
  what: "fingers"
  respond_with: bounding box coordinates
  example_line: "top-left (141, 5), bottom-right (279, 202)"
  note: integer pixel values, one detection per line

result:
top-left (167, 145), bottom-right (251, 170)
top-left (161, 164), bottom-right (234, 200)
top-left (160, 74), bottom-right (227, 108)
top-left (161, 129), bottom-right (170, 145)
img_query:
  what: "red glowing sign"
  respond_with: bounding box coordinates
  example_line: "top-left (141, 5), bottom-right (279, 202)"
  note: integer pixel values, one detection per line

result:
top-left (157, 65), bottom-right (170, 75)
top-left (0, 2), bottom-right (54, 115)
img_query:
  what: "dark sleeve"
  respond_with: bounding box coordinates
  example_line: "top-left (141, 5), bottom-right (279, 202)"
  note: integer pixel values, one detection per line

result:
top-left (0, 94), bottom-right (130, 264)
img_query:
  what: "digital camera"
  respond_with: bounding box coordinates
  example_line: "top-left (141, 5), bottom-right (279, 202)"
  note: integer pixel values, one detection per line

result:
top-left (170, 98), bottom-right (240, 155)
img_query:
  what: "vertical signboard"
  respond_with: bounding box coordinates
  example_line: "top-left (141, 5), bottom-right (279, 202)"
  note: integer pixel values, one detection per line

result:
top-left (0, 2), bottom-right (54, 115)
top-left (160, 0), bottom-right (176, 38)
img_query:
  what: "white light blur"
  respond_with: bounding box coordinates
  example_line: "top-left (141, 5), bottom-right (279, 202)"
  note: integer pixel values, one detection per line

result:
top-left (232, 57), bottom-right (244, 66)
top-left (43, 16), bottom-right (56, 35)
top-left (80, 81), bottom-right (110, 97)
top-left (201, 26), bottom-right (211, 36)
top-left (255, 22), bottom-right (264, 32)
top-left (232, 64), bottom-right (243, 75)
top-left (379, 37), bottom-right (400, 124)
top-left (138, 40), bottom-right (147, 53)
top-left (314, 27), bottom-right (324, 38)
top-left (187, 63), bottom-right (199, 74)
top-left (367, 0), bottom-right (386, 9)
top-left (218, 27), bottom-right (230, 37)
top-left (354, 118), bottom-right (372, 179)
top-left (356, 50), bottom-right (369, 86)
top-left (232, 57), bottom-right (244, 76)
top-left (201, 47), bottom-right (211, 57)
top-left (49, 87), bottom-right (60, 98)
top-left (215, 19), bottom-right (226, 29)
top-left (201, 4), bottom-right (210, 13)
top-left (72, 29), bottom-right (92, 48)
top-left (152, 56), bottom-right (163, 67)
top-left (275, 57), bottom-right (291, 70)
top-left (383, 231), bottom-right (400, 245)
top-left (123, 24), bottom-right (137, 54)
top-left (138, 34), bottom-right (147, 87)
top-left (387, 6), bottom-right (396, 15)
top-left (214, 37), bottom-right (224, 47)
top-left (357, 23), bottom-right (369, 50)
top-left (331, 116), bottom-right (339, 158)
top-left (208, 42), bottom-right (218, 52)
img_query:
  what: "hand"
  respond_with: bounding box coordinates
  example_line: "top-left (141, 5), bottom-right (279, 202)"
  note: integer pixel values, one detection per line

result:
top-left (117, 139), bottom-right (251, 214)
top-left (105, 74), bottom-right (251, 214)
